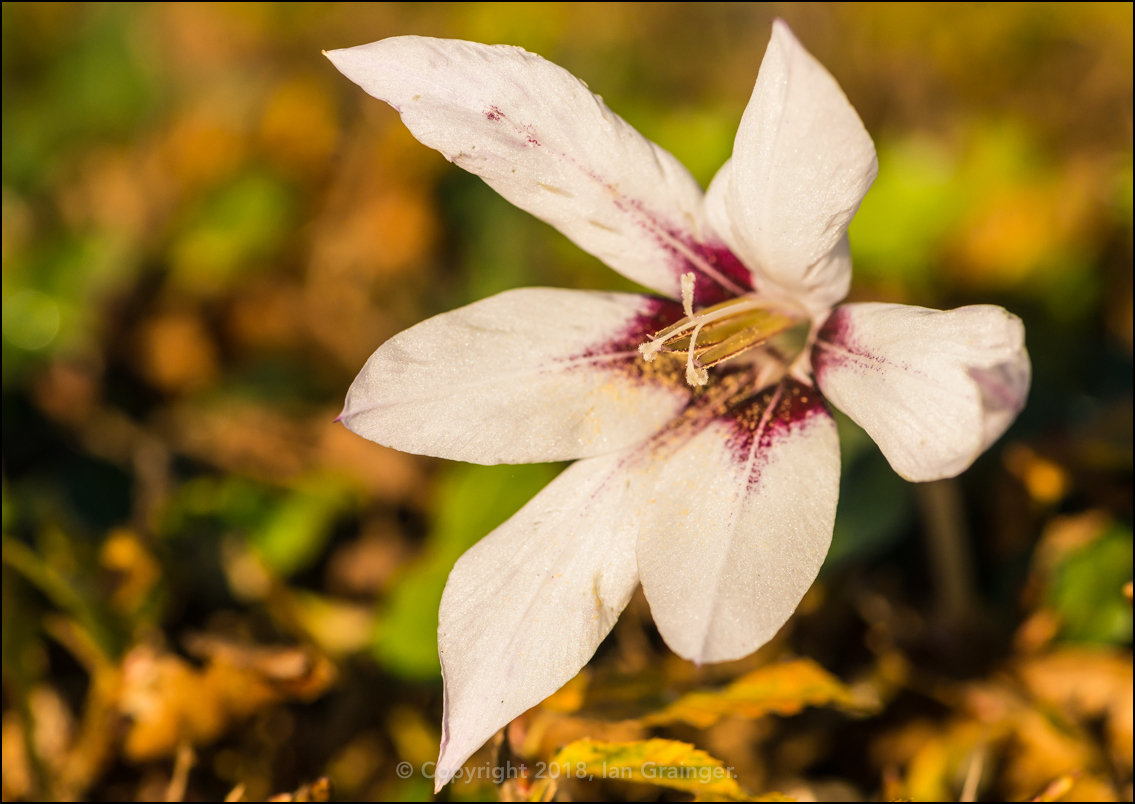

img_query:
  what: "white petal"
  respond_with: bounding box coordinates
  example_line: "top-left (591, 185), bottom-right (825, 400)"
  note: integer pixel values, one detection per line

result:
top-left (326, 37), bottom-right (751, 303)
top-left (712, 21), bottom-right (876, 309)
top-left (813, 303), bottom-right (1030, 482)
top-left (340, 288), bottom-right (689, 464)
top-left (637, 379), bottom-right (840, 664)
top-left (435, 452), bottom-right (647, 788)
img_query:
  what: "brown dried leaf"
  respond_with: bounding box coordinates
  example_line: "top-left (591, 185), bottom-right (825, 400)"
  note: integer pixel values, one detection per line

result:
top-left (118, 639), bottom-right (335, 762)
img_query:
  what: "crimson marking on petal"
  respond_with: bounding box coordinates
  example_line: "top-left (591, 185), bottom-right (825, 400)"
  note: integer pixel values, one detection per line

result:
top-left (811, 324), bottom-right (847, 379)
top-left (609, 195), bottom-right (754, 304)
top-left (681, 240), bottom-right (756, 307)
top-left (481, 105), bottom-right (539, 146)
top-left (722, 378), bottom-right (830, 486)
top-left (726, 378), bottom-right (827, 449)
top-left (813, 306), bottom-right (914, 381)
top-left (562, 296), bottom-right (687, 387)
top-left (585, 297), bottom-right (681, 356)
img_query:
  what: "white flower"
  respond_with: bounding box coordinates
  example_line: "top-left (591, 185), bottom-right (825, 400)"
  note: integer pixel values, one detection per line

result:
top-left (326, 21), bottom-right (1030, 789)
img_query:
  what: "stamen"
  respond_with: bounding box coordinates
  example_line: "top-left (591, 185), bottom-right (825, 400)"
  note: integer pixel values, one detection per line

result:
top-left (685, 323), bottom-right (708, 386)
top-left (680, 272), bottom-right (696, 318)
top-left (637, 290), bottom-right (808, 387)
top-left (638, 340), bottom-right (661, 362)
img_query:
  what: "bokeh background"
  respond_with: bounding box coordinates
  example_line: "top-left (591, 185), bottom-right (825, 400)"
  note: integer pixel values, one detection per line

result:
top-left (2, 3), bottom-right (1131, 801)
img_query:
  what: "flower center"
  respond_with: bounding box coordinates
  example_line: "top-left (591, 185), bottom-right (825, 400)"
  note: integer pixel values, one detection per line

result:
top-left (639, 273), bottom-right (809, 387)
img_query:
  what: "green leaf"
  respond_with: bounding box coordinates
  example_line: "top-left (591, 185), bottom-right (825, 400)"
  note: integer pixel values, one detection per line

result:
top-left (169, 173), bottom-right (295, 293)
top-left (847, 137), bottom-right (961, 289)
top-left (1, 535), bottom-right (118, 658)
top-left (1050, 525), bottom-right (1134, 644)
top-left (248, 477), bottom-right (354, 578)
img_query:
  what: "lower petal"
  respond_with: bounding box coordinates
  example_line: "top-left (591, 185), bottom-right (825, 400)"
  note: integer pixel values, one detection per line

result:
top-left (435, 451), bottom-right (650, 787)
top-left (813, 302), bottom-right (1030, 482)
top-left (637, 379), bottom-right (840, 664)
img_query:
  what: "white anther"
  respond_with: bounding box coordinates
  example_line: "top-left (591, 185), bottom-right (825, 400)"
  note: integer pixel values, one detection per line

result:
top-left (680, 272), bottom-right (696, 318)
top-left (638, 340), bottom-right (660, 362)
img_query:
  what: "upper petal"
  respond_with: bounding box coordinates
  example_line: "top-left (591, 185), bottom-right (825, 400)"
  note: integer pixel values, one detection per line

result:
top-left (340, 288), bottom-right (690, 464)
top-left (813, 302), bottom-right (1030, 482)
top-left (636, 377), bottom-right (840, 664)
top-left (435, 451), bottom-right (648, 788)
top-left (326, 37), bottom-right (750, 303)
top-left (709, 21), bottom-right (876, 310)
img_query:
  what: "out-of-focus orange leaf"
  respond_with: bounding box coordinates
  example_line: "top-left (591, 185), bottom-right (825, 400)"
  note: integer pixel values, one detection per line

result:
top-left (324, 732), bottom-right (385, 798)
top-left (161, 104), bottom-right (248, 193)
top-left (540, 670), bottom-right (590, 714)
top-left (260, 78), bottom-right (340, 174)
top-left (324, 520), bottom-right (407, 597)
top-left (315, 416), bottom-right (424, 502)
top-left (903, 720), bottom-right (991, 803)
top-left (169, 401), bottom-right (424, 501)
top-left (309, 185), bottom-right (436, 284)
top-left (171, 401), bottom-right (309, 483)
top-left (225, 280), bottom-right (306, 351)
top-left (32, 361), bottom-right (99, 425)
top-left (1018, 648), bottom-right (1134, 775)
top-left (0, 686), bottom-right (75, 800)
top-left (1003, 707), bottom-right (1112, 801)
top-left (2, 712), bottom-right (33, 801)
top-left (99, 529), bottom-right (160, 616)
top-left (1031, 774), bottom-right (1077, 801)
top-left (57, 148), bottom-right (166, 241)
top-left (386, 705), bottom-right (438, 769)
top-left (642, 659), bottom-right (867, 729)
top-left (265, 775), bottom-right (331, 802)
top-left (288, 591), bottom-right (374, 657)
top-left (137, 312), bottom-right (219, 394)
top-left (512, 711), bottom-right (644, 762)
top-left (1004, 443), bottom-right (1072, 506)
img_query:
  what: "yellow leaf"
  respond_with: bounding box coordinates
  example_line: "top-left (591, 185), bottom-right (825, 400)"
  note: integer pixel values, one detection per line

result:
top-left (548, 738), bottom-right (748, 798)
top-left (524, 775), bottom-right (557, 802)
top-left (541, 669), bottom-right (590, 714)
top-left (643, 659), bottom-right (864, 729)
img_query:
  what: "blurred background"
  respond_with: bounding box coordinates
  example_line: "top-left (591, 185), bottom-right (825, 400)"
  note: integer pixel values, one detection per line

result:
top-left (1, 3), bottom-right (1131, 801)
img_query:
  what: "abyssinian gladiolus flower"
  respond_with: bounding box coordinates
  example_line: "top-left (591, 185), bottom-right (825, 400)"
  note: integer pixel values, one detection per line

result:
top-left (326, 21), bottom-right (1030, 788)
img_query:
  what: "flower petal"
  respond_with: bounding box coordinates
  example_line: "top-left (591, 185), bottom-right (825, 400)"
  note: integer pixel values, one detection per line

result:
top-left (326, 37), bottom-right (751, 303)
top-left (813, 303), bottom-right (1030, 482)
top-left (435, 452), bottom-right (647, 788)
top-left (709, 21), bottom-right (876, 310)
top-left (340, 288), bottom-right (689, 464)
top-left (636, 379), bottom-right (840, 664)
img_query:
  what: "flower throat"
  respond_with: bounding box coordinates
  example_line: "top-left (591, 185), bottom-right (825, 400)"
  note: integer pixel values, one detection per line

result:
top-left (639, 273), bottom-right (809, 387)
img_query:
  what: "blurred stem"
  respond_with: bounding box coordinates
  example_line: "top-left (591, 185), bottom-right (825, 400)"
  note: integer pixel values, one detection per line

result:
top-left (960, 744), bottom-right (985, 801)
top-left (915, 479), bottom-right (978, 626)
top-left (165, 741), bottom-right (196, 802)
